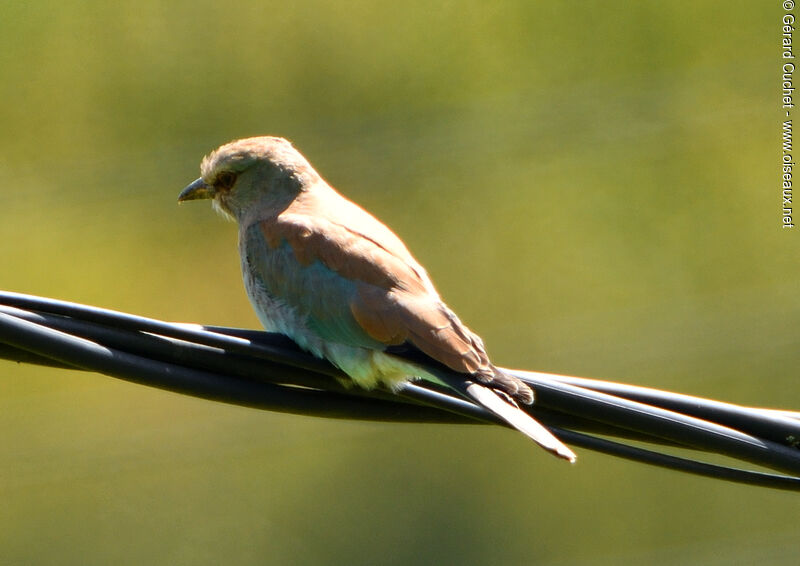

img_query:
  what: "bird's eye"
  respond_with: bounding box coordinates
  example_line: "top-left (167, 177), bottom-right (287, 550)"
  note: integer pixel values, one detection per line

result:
top-left (215, 171), bottom-right (238, 191)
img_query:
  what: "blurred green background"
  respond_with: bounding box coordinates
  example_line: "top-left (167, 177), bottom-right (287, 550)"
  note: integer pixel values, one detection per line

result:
top-left (1, 1), bottom-right (798, 564)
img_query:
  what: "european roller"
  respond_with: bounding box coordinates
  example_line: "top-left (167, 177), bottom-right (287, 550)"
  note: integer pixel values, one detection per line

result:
top-left (179, 136), bottom-right (575, 462)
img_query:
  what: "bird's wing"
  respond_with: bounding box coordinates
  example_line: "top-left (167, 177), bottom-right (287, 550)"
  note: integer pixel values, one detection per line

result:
top-left (250, 212), bottom-right (493, 378)
top-left (248, 209), bottom-right (575, 462)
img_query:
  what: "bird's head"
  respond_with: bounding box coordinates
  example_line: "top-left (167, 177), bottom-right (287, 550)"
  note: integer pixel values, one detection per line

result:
top-left (178, 136), bottom-right (319, 222)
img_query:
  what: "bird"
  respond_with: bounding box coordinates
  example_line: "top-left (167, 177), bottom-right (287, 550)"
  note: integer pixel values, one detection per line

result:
top-left (178, 136), bottom-right (575, 462)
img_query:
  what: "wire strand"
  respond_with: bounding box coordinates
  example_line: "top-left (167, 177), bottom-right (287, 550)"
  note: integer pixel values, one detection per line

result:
top-left (1, 290), bottom-right (799, 490)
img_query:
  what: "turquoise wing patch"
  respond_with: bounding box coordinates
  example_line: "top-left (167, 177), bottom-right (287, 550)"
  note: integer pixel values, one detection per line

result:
top-left (243, 223), bottom-right (385, 349)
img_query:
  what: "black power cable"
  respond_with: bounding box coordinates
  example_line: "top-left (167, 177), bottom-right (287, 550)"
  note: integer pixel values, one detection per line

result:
top-left (1, 290), bottom-right (799, 491)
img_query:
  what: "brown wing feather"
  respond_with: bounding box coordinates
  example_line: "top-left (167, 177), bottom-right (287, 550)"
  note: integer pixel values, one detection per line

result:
top-left (350, 284), bottom-right (488, 373)
top-left (260, 185), bottom-right (532, 402)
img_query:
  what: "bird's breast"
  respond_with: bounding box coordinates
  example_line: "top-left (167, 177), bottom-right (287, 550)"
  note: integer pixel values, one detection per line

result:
top-left (239, 220), bottom-right (388, 357)
top-left (238, 227), bottom-right (326, 356)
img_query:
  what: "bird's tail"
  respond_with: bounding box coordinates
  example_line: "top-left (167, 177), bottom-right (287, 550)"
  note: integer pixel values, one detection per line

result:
top-left (464, 382), bottom-right (576, 462)
top-left (383, 345), bottom-right (575, 461)
top-left (430, 367), bottom-right (575, 461)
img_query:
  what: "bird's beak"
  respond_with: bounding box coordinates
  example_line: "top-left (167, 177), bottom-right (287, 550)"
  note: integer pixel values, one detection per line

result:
top-left (178, 178), bottom-right (214, 202)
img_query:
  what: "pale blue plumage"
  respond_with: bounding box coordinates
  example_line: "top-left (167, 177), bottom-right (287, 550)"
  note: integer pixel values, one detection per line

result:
top-left (241, 223), bottom-right (383, 350)
top-left (240, 221), bottom-right (434, 391)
